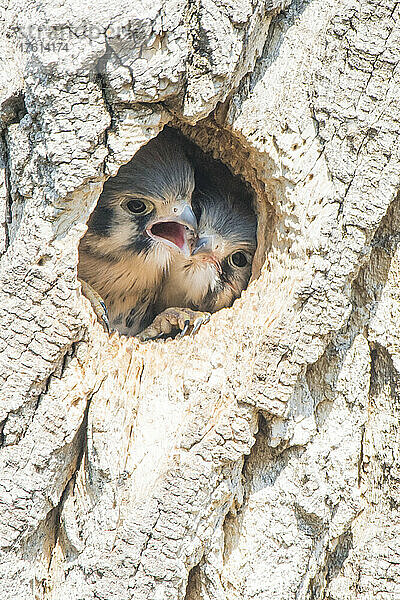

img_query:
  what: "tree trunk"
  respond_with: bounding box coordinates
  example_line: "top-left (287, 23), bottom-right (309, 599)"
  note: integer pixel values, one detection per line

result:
top-left (1, 0), bottom-right (399, 598)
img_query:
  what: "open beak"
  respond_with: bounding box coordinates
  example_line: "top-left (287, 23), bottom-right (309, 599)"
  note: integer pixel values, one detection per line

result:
top-left (146, 204), bottom-right (197, 257)
top-left (177, 205), bottom-right (197, 231)
top-left (192, 236), bottom-right (222, 274)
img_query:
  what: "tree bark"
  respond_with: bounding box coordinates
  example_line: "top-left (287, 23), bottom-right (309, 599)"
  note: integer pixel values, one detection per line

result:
top-left (1, 0), bottom-right (399, 598)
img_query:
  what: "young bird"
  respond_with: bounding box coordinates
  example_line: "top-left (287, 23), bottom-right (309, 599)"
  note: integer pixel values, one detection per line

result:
top-left (137, 184), bottom-right (257, 340)
top-left (78, 128), bottom-right (197, 336)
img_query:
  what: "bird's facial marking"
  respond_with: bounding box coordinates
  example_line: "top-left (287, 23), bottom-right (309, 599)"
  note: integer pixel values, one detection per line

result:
top-left (86, 202), bottom-right (114, 237)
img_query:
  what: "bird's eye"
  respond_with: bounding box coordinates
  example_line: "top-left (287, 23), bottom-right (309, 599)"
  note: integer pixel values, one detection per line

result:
top-left (126, 199), bottom-right (147, 213)
top-left (230, 251), bottom-right (248, 268)
top-left (121, 196), bottom-right (154, 215)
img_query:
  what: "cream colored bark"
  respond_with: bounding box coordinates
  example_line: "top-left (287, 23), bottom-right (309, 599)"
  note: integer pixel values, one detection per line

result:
top-left (0, 0), bottom-right (399, 598)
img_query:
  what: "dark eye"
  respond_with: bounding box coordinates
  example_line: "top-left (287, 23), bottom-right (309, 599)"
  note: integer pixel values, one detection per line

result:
top-left (230, 251), bottom-right (248, 267)
top-left (126, 199), bottom-right (148, 214)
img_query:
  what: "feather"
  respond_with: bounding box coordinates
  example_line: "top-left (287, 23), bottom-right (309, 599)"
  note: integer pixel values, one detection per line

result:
top-left (158, 181), bottom-right (257, 314)
top-left (78, 128), bottom-right (196, 335)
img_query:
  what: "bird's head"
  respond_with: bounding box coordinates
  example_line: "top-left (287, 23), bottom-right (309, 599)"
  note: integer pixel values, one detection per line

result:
top-left (84, 128), bottom-right (197, 268)
top-left (189, 187), bottom-right (257, 309)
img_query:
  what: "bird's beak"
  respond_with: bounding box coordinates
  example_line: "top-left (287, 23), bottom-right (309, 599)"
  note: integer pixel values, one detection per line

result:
top-left (192, 236), bottom-right (215, 256)
top-left (146, 204), bottom-right (197, 257)
top-left (176, 204), bottom-right (197, 231)
top-left (192, 235), bottom-right (222, 273)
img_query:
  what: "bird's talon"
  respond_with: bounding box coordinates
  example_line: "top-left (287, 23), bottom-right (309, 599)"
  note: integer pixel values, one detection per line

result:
top-left (79, 279), bottom-right (110, 334)
top-left (101, 315), bottom-right (110, 333)
top-left (99, 302), bottom-right (110, 332)
top-left (137, 308), bottom-right (210, 341)
top-left (191, 313), bottom-right (211, 336)
top-left (191, 317), bottom-right (203, 336)
top-left (178, 319), bottom-right (190, 338)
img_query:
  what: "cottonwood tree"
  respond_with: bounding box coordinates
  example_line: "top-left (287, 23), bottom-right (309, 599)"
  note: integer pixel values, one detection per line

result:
top-left (1, 0), bottom-right (399, 598)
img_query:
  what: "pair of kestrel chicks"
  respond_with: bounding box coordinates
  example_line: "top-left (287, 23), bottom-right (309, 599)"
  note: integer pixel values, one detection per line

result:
top-left (78, 128), bottom-right (257, 341)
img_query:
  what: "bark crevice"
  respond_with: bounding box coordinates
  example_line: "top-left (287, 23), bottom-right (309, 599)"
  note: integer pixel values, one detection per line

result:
top-left (1, 1), bottom-right (400, 598)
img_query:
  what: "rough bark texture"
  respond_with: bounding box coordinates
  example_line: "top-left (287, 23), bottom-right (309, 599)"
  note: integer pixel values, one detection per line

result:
top-left (1, 0), bottom-right (400, 598)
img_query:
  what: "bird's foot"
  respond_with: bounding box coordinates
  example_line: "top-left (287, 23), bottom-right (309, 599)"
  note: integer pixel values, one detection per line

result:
top-left (137, 307), bottom-right (211, 342)
top-left (79, 279), bottom-right (110, 333)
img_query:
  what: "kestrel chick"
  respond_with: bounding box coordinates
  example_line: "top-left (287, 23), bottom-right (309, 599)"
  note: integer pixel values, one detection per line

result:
top-left (78, 128), bottom-right (197, 336)
top-left (138, 183), bottom-right (257, 340)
